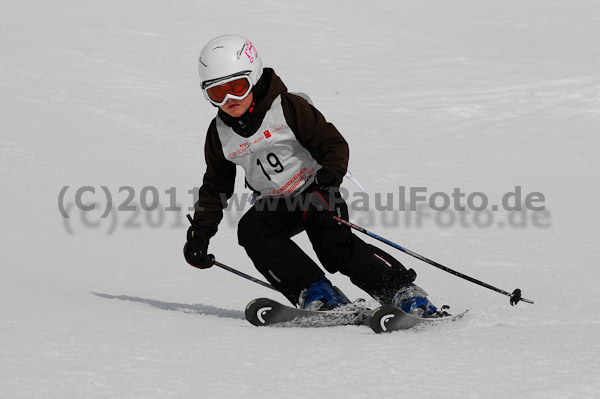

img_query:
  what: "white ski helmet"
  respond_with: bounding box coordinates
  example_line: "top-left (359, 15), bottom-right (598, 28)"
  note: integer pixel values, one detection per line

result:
top-left (198, 34), bottom-right (263, 104)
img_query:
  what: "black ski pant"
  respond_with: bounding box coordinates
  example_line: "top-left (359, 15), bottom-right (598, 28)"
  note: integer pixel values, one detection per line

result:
top-left (237, 196), bottom-right (416, 305)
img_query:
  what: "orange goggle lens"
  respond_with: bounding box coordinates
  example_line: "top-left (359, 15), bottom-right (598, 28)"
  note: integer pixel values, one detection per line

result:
top-left (206, 78), bottom-right (251, 104)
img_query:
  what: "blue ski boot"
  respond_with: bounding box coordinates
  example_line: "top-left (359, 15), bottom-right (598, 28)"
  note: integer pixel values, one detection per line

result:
top-left (298, 277), bottom-right (350, 311)
top-left (392, 284), bottom-right (440, 317)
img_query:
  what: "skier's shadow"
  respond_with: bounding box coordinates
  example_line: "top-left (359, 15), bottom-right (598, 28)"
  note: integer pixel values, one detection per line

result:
top-left (93, 292), bottom-right (245, 320)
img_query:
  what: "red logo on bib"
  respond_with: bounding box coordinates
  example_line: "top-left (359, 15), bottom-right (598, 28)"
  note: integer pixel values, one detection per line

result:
top-left (263, 130), bottom-right (271, 138)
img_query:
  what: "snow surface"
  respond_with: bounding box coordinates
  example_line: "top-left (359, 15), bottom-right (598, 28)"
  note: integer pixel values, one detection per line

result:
top-left (1, 0), bottom-right (599, 398)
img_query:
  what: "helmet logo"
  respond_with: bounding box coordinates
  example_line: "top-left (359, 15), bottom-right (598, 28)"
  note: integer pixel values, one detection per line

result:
top-left (236, 43), bottom-right (245, 60)
top-left (242, 40), bottom-right (257, 63)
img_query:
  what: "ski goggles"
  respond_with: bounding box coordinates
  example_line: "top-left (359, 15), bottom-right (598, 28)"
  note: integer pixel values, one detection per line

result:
top-left (202, 73), bottom-right (252, 106)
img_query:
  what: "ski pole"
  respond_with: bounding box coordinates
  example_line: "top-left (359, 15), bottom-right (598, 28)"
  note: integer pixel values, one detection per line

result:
top-left (211, 257), bottom-right (278, 292)
top-left (333, 216), bottom-right (534, 305)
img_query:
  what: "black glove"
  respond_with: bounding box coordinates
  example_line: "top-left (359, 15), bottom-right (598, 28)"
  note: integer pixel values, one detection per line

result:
top-left (183, 224), bottom-right (214, 269)
top-left (302, 170), bottom-right (343, 227)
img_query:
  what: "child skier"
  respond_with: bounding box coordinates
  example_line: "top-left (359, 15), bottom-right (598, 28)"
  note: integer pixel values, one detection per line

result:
top-left (184, 34), bottom-right (440, 316)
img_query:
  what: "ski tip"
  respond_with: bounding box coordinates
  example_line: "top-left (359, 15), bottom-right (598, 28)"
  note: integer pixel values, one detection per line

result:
top-left (369, 305), bottom-right (470, 334)
top-left (245, 297), bottom-right (279, 327)
top-left (369, 305), bottom-right (399, 334)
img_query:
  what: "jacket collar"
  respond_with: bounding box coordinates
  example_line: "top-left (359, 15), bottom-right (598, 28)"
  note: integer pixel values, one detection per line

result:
top-left (217, 68), bottom-right (287, 136)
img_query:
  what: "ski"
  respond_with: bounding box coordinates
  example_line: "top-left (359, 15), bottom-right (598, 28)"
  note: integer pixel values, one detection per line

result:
top-left (245, 297), bottom-right (370, 328)
top-left (369, 305), bottom-right (469, 334)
